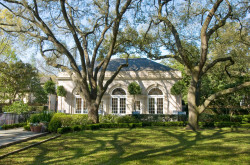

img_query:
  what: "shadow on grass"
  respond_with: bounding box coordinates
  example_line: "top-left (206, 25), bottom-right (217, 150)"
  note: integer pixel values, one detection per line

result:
top-left (2, 127), bottom-right (248, 165)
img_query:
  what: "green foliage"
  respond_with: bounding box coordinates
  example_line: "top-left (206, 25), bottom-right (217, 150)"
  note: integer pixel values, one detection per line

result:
top-left (57, 127), bottom-right (72, 134)
top-left (2, 101), bottom-right (29, 114)
top-left (24, 125), bottom-right (31, 131)
top-left (28, 106), bottom-right (47, 112)
top-left (32, 80), bottom-right (48, 104)
top-left (29, 111), bottom-right (54, 123)
top-left (44, 80), bottom-right (56, 94)
top-left (128, 82), bottom-right (141, 95)
top-left (1, 123), bottom-right (26, 130)
top-left (57, 86), bottom-right (67, 97)
top-left (214, 122), bottom-right (241, 128)
top-left (0, 38), bottom-right (17, 62)
top-left (48, 113), bottom-right (64, 132)
top-left (119, 54), bottom-right (141, 59)
top-left (48, 113), bottom-right (90, 132)
top-left (116, 115), bottom-right (139, 123)
top-left (72, 125), bottom-right (81, 132)
top-left (242, 115), bottom-right (250, 124)
top-left (99, 114), bottom-right (120, 123)
top-left (240, 123), bottom-right (250, 128)
top-left (0, 61), bottom-right (39, 103)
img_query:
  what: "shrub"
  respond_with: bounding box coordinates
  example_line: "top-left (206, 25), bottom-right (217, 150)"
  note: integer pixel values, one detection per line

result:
top-left (199, 122), bottom-right (214, 128)
top-left (1, 123), bottom-right (26, 130)
top-left (240, 123), bottom-right (250, 128)
top-left (142, 122), bottom-right (152, 127)
top-left (99, 123), bottom-right (118, 128)
top-left (72, 125), bottom-right (81, 132)
top-left (29, 111), bottom-right (54, 123)
top-left (116, 115), bottom-right (138, 123)
top-left (214, 122), bottom-right (240, 128)
top-left (71, 114), bottom-right (89, 125)
top-left (3, 101), bottom-right (30, 114)
top-left (242, 115), bottom-right (250, 124)
top-left (24, 125), bottom-right (31, 131)
top-left (48, 113), bottom-right (64, 132)
top-left (118, 123), bottom-right (129, 128)
top-left (152, 122), bottom-right (165, 126)
top-left (57, 127), bottom-right (72, 134)
top-left (133, 122), bottom-right (143, 127)
top-left (99, 115), bottom-right (120, 123)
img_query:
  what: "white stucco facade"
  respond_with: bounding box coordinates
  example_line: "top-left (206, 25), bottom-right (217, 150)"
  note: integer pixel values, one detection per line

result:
top-left (57, 69), bottom-right (182, 115)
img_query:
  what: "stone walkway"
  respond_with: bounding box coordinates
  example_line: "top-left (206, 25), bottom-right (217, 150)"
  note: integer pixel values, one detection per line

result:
top-left (0, 128), bottom-right (47, 149)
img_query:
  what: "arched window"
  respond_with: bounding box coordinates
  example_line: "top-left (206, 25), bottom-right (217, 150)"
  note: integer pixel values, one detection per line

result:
top-left (111, 88), bottom-right (126, 114)
top-left (112, 88), bottom-right (126, 95)
top-left (148, 88), bottom-right (164, 114)
top-left (148, 88), bottom-right (163, 95)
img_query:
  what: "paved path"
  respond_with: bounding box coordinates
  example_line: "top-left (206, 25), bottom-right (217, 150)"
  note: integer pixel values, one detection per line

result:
top-left (0, 128), bottom-right (46, 148)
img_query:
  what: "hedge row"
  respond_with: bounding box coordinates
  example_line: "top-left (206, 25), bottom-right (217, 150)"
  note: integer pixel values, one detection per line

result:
top-left (0, 123), bottom-right (26, 130)
top-left (199, 114), bottom-right (250, 123)
top-left (48, 113), bottom-right (250, 133)
top-left (56, 121), bottom-right (250, 134)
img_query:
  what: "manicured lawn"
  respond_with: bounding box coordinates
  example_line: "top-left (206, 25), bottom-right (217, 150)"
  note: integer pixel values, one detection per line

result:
top-left (0, 127), bottom-right (249, 165)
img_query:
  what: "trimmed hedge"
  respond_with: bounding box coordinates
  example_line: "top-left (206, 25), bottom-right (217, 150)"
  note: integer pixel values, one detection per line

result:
top-left (48, 113), bottom-right (90, 132)
top-left (214, 122), bottom-right (241, 128)
top-left (57, 127), bottom-right (72, 134)
top-left (240, 123), bottom-right (250, 128)
top-left (1, 123), bottom-right (26, 130)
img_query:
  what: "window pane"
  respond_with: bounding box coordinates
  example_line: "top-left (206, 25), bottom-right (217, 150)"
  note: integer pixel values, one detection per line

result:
top-left (149, 98), bottom-right (155, 114)
top-left (76, 98), bottom-right (82, 114)
top-left (112, 98), bottom-right (118, 114)
top-left (157, 98), bottom-right (163, 114)
top-left (112, 88), bottom-right (126, 95)
top-left (120, 98), bottom-right (126, 114)
top-left (148, 88), bottom-right (163, 95)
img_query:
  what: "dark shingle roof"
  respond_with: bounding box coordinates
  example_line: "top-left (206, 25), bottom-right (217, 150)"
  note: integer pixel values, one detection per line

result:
top-left (80, 58), bottom-right (173, 71)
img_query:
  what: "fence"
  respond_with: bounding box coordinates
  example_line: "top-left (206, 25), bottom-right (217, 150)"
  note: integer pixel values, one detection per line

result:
top-left (0, 113), bottom-right (29, 126)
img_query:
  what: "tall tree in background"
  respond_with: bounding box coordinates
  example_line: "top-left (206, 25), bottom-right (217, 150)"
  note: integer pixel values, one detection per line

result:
top-left (138, 0), bottom-right (250, 130)
top-left (0, 0), bottom-right (139, 123)
top-left (0, 61), bottom-right (39, 103)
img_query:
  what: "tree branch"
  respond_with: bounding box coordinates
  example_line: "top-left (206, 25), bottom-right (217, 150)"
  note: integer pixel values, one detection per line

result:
top-left (202, 56), bottom-right (234, 75)
top-left (198, 81), bottom-right (250, 113)
top-left (207, 0), bottom-right (232, 39)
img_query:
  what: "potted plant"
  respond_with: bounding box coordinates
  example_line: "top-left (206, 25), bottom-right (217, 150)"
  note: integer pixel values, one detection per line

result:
top-left (30, 123), bottom-right (42, 133)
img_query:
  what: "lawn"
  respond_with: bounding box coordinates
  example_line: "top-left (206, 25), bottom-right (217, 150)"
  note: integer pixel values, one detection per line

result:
top-left (0, 127), bottom-right (249, 165)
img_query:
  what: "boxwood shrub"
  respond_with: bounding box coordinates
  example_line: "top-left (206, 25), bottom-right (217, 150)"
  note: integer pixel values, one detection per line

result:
top-left (1, 123), bottom-right (26, 130)
top-left (57, 127), bottom-right (72, 134)
top-left (214, 122), bottom-right (240, 128)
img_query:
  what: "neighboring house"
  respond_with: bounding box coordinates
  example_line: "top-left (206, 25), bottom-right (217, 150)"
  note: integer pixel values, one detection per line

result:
top-left (57, 58), bottom-right (182, 115)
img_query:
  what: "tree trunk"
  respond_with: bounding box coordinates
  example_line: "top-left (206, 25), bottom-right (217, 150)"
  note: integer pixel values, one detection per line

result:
top-left (88, 100), bottom-right (99, 123)
top-left (186, 77), bottom-right (200, 131)
top-left (187, 105), bottom-right (199, 131)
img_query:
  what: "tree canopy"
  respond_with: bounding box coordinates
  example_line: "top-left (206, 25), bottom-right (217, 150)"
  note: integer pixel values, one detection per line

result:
top-left (0, 0), bottom-right (140, 123)
top-left (0, 61), bottom-right (39, 103)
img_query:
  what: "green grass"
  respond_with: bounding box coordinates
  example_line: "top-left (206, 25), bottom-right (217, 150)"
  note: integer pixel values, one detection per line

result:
top-left (0, 127), bottom-right (249, 165)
